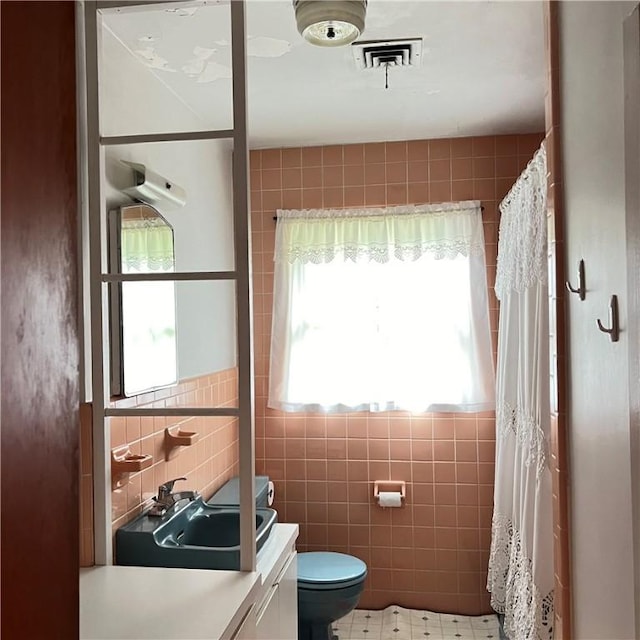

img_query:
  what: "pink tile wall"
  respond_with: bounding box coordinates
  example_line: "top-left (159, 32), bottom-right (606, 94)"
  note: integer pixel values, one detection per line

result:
top-left (78, 367), bottom-right (240, 565)
top-left (250, 134), bottom-right (544, 614)
top-left (109, 368), bottom-right (240, 533)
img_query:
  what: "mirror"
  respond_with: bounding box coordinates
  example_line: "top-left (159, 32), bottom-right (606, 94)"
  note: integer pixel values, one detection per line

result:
top-left (108, 203), bottom-right (178, 397)
top-left (102, 144), bottom-right (238, 399)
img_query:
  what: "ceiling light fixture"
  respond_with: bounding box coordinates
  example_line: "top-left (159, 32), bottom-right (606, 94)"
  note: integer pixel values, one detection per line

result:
top-left (293, 0), bottom-right (367, 47)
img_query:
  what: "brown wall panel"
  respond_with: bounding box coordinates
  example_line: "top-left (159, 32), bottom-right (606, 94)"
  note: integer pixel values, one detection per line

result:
top-left (1, 2), bottom-right (79, 637)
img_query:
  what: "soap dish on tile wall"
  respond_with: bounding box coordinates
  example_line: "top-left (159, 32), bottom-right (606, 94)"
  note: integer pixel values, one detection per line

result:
top-left (164, 425), bottom-right (200, 461)
top-left (111, 445), bottom-right (153, 488)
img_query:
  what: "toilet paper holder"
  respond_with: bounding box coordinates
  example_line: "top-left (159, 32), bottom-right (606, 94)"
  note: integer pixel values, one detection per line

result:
top-left (373, 480), bottom-right (406, 502)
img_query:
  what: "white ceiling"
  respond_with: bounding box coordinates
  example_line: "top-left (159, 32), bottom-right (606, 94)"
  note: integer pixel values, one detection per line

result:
top-left (100, 0), bottom-right (545, 148)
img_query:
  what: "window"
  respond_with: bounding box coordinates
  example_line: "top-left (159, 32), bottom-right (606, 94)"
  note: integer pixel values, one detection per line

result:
top-left (268, 201), bottom-right (495, 413)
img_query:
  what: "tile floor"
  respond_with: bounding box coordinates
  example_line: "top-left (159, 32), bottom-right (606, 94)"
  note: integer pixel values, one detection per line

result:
top-left (333, 606), bottom-right (501, 640)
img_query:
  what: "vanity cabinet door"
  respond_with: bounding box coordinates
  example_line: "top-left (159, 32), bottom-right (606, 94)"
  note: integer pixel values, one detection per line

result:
top-left (255, 581), bottom-right (280, 640)
top-left (277, 552), bottom-right (298, 640)
top-left (255, 550), bottom-right (297, 640)
top-left (230, 604), bottom-right (256, 640)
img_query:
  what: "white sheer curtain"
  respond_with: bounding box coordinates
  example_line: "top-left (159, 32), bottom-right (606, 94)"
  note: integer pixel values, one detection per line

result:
top-left (268, 201), bottom-right (495, 413)
top-left (487, 146), bottom-right (554, 640)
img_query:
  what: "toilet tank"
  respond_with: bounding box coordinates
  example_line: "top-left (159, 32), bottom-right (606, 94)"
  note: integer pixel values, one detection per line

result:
top-left (207, 475), bottom-right (271, 508)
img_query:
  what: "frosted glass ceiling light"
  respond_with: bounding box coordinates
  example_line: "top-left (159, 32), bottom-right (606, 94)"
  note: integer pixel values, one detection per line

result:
top-left (293, 0), bottom-right (367, 47)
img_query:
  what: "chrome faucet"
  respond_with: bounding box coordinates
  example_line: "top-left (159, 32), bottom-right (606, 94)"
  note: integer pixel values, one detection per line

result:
top-left (148, 477), bottom-right (199, 517)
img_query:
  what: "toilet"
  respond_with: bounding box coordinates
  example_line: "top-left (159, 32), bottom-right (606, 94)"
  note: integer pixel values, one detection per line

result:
top-left (208, 476), bottom-right (367, 640)
top-left (297, 551), bottom-right (367, 640)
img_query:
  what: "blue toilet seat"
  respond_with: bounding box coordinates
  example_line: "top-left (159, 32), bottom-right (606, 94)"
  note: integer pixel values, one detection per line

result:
top-left (298, 552), bottom-right (367, 591)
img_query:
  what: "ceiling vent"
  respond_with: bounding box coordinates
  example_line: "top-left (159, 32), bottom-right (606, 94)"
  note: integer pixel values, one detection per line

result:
top-left (352, 38), bottom-right (422, 70)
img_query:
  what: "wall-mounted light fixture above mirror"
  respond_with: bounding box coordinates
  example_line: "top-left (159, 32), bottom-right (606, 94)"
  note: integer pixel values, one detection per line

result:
top-left (108, 203), bottom-right (178, 397)
top-left (121, 160), bottom-right (187, 209)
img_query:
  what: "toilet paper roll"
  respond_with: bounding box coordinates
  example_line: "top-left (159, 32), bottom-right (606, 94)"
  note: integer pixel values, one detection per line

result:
top-left (378, 491), bottom-right (402, 508)
top-left (267, 481), bottom-right (275, 506)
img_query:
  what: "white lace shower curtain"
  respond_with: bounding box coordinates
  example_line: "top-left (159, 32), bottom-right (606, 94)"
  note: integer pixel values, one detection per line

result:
top-left (487, 146), bottom-right (554, 640)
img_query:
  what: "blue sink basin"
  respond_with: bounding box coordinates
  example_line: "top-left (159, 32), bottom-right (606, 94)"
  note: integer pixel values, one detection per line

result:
top-left (180, 512), bottom-right (266, 547)
top-left (116, 496), bottom-right (277, 570)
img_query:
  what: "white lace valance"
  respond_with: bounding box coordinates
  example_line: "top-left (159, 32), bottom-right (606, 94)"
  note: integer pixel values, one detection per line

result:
top-left (495, 147), bottom-right (547, 299)
top-left (121, 218), bottom-right (175, 272)
top-left (275, 201), bottom-right (485, 264)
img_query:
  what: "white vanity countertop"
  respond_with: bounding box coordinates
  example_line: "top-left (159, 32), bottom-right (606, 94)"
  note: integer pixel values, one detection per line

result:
top-left (80, 565), bottom-right (259, 640)
top-left (80, 523), bottom-right (298, 640)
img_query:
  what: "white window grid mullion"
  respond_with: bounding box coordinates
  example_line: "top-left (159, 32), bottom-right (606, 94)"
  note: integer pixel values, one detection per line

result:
top-left (101, 271), bottom-right (237, 282)
top-left (106, 408), bottom-right (239, 417)
top-left (100, 129), bottom-right (234, 146)
top-left (95, 1), bottom-right (212, 12)
top-left (86, 0), bottom-right (253, 570)
top-left (84, 0), bottom-right (111, 566)
top-left (230, 0), bottom-right (256, 573)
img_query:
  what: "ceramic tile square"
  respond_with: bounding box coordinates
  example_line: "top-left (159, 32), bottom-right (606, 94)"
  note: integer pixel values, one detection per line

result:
top-left (334, 608), bottom-right (499, 640)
